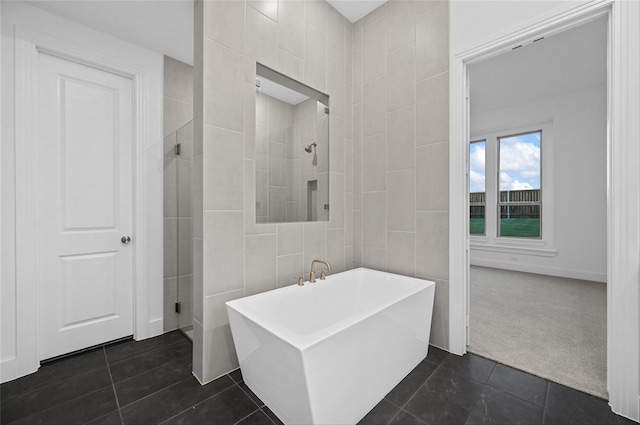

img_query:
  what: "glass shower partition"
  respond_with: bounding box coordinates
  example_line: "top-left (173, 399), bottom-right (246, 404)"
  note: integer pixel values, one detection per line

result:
top-left (164, 120), bottom-right (193, 340)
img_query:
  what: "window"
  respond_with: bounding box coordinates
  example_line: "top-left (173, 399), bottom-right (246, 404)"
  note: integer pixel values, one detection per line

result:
top-left (469, 140), bottom-right (486, 235)
top-left (498, 131), bottom-right (541, 238)
top-left (469, 128), bottom-right (546, 241)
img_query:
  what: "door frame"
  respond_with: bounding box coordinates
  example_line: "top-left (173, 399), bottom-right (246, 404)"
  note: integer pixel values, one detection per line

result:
top-left (449, 0), bottom-right (640, 420)
top-left (3, 2), bottom-right (163, 380)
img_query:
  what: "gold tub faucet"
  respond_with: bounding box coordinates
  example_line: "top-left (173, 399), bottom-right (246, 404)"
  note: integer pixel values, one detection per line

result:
top-left (310, 259), bottom-right (331, 283)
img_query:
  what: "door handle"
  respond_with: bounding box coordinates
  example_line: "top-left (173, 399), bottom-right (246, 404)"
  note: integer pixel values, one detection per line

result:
top-left (121, 236), bottom-right (131, 244)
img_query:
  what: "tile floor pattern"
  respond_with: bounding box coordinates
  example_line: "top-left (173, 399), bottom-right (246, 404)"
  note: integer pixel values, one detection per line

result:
top-left (1, 331), bottom-right (637, 425)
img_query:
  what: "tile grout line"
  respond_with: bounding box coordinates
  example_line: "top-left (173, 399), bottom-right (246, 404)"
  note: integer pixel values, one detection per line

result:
top-left (103, 346), bottom-right (125, 425)
top-left (384, 359), bottom-right (444, 424)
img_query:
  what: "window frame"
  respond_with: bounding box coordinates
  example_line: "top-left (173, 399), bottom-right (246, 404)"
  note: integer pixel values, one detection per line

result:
top-left (496, 130), bottom-right (543, 239)
top-left (470, 122), bottom-right (555, 256)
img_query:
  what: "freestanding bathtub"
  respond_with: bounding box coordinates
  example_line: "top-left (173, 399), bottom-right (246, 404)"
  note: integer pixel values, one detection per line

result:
top-left (226, 267), bottom-right (436, 425)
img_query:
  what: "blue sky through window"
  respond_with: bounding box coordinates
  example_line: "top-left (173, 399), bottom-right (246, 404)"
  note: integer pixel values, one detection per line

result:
top-left (499, 131), bottom-right (541, 191)
top-left (469, 140), bottom-right (486, 193)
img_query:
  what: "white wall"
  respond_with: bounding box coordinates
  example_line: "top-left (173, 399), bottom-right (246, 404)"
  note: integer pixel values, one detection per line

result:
top-left (470, 84), bottom-right (607, 282)
top-left (450, 1), bottom-right (590, 53)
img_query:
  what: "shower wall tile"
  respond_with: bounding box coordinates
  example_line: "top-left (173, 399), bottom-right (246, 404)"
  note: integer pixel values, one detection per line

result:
top-left (278, 48), bottom-right (304, 82)
top-left (196, 0), bottom-right (354, 384)
top-left (164, 98), bottom-right (193, 137)
top-left (415, 0), bottom-right (446, 17)
top-left (387, 42), bottom-right (415, 112)
top-left (177, 122), bottom-right (194, 160)
top-left (345, 246), bottom-right (353, 270)
top-left (416, 3), bottom-right (449, 81)
top-left (245, 234), bottom-right (277, 296)
top-left (165, 56), bottom-right (194, 104)
top-left (248, 0), bottom-right (278, 22)
top-left (362, 16), bottom-right (386, 83)
top-left (164, 158), bottom-right (177, 218)
top-left (387, 105), bottom-right (415, 171)
top-left (164, 218), bottom-right (178, 278)
top-left (203, 211), bottom-right (244, 296)
top-left (178, 275), bottom-right (193, 329)
top-left (417, 142), bottom-right (450, 212)
top-left (177, 160), bottom-right (192, 217)
top-left (205, 0), bottom-right (245, 54)
top-left (193, 238), bottom-right (203, 323)
top-left (422, 277), bottom-right (450, 349)
top-left (303, 223), bottom-right (328, 267)
top-left (353, 49), bottom-right (363, 104)
top-left (305, 0), bottom-right (327, 33)
top-left (387, 170), bottom-right (416, 232)
top-left (363, 247), bottom-right (387, 271)
top-left (363, 192), bottom-right (387, 249)
top-left (246, 5), bottom-right (278, 77)
top-left (387, 231), bottom-right (416, 276)
top-left (362, 76), bottom-right (386, 137)
top-left (278, 0), bottom-right (304, 58)
top-left (192, 319), bottom-right (204, 380)
top-left (350, 0), bottom-right (450, 350)
top-left (245, 160), bottom-right (276, 236)
top-left (277, 253), bottom-right (304, 287)
top-left (353, 103), bottom-right (363, 158)
top-left (329, 116), bottom-right (345, 172)
top-left (353, 157), bottom-right (363, 209)
top-left (327, 5), bottom-right (346, 63)
top-left (361, 1), bottom-right (386, 27)
top-left (328, 172), bottom-right (345, 230)
top-left (203, 290), bottom-right (244, 381)
top-left (353, 210), bottom-right (363, 266)
top-left (245, 84), bottom-right (256, 161)
top-left (193, 154), bottom-right (203, 239)
top-left (203, 40), bottom-right (244, 132)
top-left (327, 228), bottom-right (346, 273)
top-left (328, 55), bottom-right (346, 119)
top-left (386, 0), bottom-right (415, 52)
top-left (416, 72), bottom-right (450, 146)
top-left (278, 223), bottom-right (303, 255)
top-left (177, 218), bottom-right (193, 277)
top-left (362, 133), bottom-right (387, 192)
top-left (163, 277), bottom-right (178, 332)
top-left (203, 125), bottom-right (244, 211)
top-left (416, 211), bottom-right (449, 280)
top-left (304, 22), bottom-right (327, 92)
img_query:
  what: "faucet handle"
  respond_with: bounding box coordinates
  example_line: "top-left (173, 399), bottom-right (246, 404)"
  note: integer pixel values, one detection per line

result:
top-left (294, 275), bottom-right (304, 286)
top-left (320, 270), bottom-right (327, 280)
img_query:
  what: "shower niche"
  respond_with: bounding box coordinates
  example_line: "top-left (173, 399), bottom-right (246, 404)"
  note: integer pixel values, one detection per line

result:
top-left (255, 64), bottom-right (329, 223)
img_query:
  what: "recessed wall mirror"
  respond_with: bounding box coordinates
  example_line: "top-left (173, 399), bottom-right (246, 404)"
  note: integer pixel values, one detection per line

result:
top-left (255, 64), bottom-right (329, 223)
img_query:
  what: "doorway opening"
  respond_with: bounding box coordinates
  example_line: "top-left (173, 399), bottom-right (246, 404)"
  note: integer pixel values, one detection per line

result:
top-left (466, 15), bottom-right (608, 398)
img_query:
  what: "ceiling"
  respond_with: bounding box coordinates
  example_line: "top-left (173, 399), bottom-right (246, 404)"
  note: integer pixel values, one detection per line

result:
top-left (327, 0), bottom-right (386, 22)
top-left (27, 0), bottom-right (195, 65)
top-left (25, 0), bottom-right (387, 66)
top-left (469, 15), bottom-right (607, 114)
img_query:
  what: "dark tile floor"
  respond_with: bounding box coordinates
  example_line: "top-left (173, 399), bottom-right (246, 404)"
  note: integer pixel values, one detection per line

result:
top-left (0, 331), bottom-right (636, 425)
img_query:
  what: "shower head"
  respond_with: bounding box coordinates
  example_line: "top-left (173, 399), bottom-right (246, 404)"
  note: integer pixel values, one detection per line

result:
top-left (304, 142), bottom-right (317, 153)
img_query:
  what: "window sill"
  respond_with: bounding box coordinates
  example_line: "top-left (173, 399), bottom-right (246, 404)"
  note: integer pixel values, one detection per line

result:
top-left (470, 240), bottom-right (557, 257)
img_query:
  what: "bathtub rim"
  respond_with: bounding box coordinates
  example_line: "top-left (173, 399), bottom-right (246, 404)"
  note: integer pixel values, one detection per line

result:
top-left (226, 267), bottom-right (435, 351)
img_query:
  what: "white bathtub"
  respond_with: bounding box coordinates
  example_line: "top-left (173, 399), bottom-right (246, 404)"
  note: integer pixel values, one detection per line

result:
top-left (226, 267), bottom-right (436, 425)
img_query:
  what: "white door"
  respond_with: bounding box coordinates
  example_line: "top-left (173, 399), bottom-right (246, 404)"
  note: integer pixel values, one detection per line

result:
top-left (37, 52), bottom-right (134, 360)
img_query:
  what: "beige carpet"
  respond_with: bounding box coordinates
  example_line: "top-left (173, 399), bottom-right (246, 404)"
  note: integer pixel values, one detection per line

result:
top-left (468, 266), bottom-right (608, 399)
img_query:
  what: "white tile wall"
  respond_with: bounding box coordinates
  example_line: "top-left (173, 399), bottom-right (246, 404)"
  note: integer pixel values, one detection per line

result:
top-left (352, 0), bottom-right (450, 349)
top-left (193, 0), bottom-right (449, 383)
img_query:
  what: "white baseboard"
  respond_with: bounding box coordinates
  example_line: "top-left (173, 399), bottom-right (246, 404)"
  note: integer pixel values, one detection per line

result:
top-left (471, 258), bottom-right (607, 283)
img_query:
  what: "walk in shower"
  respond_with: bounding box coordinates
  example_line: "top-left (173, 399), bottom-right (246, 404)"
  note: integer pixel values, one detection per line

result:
top-left (164, 120), bottom-right (193, 339)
